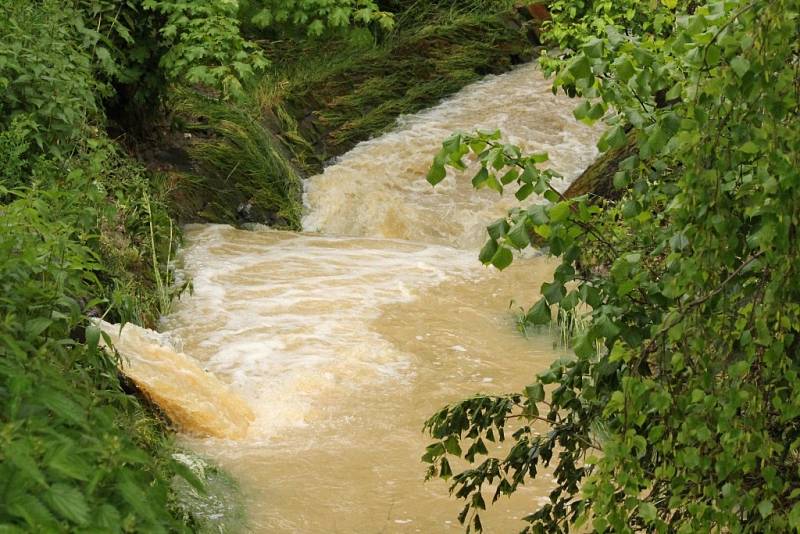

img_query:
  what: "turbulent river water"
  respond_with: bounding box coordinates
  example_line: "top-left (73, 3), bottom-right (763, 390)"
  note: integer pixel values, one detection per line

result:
top-left (154, 63), bottom-right (601, 532)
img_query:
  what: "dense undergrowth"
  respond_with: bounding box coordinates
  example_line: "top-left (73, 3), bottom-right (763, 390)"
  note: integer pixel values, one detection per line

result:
top-left (423, 0), bottom-right (800, 532)
top-left (0, 121), bottom-right (190, 530)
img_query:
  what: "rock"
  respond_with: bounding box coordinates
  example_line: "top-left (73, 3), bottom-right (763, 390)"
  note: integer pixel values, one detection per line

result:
top-left (516, 2), bottom-right (552, 44)
top-left (526, 3), bottom-right (552, 22)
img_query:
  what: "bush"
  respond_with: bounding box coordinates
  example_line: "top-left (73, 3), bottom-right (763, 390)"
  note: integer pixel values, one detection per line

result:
top-left (0, 124), bottom-right (191, 531)
top-left (0, 1), bottom-right (102, 156)
top-left (424, 0), bottom-right (800, 531)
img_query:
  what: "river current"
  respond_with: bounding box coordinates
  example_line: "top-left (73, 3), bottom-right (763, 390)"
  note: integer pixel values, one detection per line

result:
top-left (159, 63), bottom-right (601, 532)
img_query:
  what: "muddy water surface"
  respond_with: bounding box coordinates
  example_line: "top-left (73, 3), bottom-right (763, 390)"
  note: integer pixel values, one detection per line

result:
top-left (162, 63), bottom-right (601, 532)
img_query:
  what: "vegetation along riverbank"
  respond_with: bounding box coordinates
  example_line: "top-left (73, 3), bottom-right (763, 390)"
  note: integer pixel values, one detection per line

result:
top-left (3, 0), bottom-right (798, 532)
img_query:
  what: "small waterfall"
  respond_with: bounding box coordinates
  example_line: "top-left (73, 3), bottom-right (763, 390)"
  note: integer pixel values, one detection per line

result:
top-left (97, 320), bottom-right (254, 439)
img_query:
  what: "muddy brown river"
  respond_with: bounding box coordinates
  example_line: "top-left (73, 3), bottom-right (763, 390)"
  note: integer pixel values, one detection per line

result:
top-left (158, 63), bottom-right (600, 532)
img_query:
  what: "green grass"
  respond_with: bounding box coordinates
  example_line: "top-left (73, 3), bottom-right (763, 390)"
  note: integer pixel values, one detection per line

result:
top-left (261, 4), bottom-right (532, 167)
top-left (172, 93), bottom-right (304, 228)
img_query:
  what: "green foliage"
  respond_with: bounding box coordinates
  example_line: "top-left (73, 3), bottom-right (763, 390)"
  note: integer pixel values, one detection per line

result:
top-left (143, 0), bottom-right (269, 99)
top-left (425, 0), bottom-right (800, 532)
top-left (0, 123), bottom-right (196, 530)
top-left (0, 117), bottom-right (38, 192)
top-left (0, 1), bottom-right (103, 155)
top-left (0, 175), bottom-right (180, 531)
top-left (541, 0), bottom-right (676, 61)
top-left (246, 0), bottom-right (394, 36)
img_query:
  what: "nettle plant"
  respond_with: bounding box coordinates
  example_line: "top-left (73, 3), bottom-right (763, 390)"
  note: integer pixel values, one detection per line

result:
top-left (246, 0), bottom-right (394, 36)
top-left (424, 0), bottom-right (800, 532)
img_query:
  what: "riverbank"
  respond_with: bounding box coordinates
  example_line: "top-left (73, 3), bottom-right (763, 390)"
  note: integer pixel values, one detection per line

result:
top-left (139, 3), bottom-right (536, 228)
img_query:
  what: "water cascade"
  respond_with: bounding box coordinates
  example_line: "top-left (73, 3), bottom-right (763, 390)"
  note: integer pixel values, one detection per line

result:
top-left (134, 63), bottom-right (601, 531)
top-left (97, 320), bottom-right (254, 439)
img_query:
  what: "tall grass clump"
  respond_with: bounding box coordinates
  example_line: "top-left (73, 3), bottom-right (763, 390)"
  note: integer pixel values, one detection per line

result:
top-left (173, 93), bottom-right (304, 228)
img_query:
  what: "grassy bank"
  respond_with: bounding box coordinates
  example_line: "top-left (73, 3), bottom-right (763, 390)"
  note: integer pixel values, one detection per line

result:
top-left (170, 0), bottom-right (532, 226)
top-left (0, 122), bottom-right (193, 530)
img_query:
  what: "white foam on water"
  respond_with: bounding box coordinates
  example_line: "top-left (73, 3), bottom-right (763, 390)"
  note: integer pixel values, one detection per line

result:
top-left (302, 63), bottom-right (601, 248)
top-left (163, 225), bottom-right (490, 441)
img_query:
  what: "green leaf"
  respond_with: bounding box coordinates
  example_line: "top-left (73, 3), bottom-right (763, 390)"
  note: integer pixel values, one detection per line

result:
top-left (171, 460), bottom-right (206, 495)
top-left (49, 448), bottom-right (90, 482)
top-left (669, 232), bottom-right (689, 251)
top-left (444, 436), bottom-right (462, 456)
top-left (573, 100), bottom-right (591, 120)
top-left (485, 174), bottom-right (503, 194)
top-left (542, 282), bottom-right (565, 304)
top-left (520, 165), bottom-right (537, 183)
top-left (639, 502), bottom-right (658, 522)
top-left (549, 202), bottom-right (571, 222)
top-left (507, 219), bottom-right (530, 249)
top-left (86, 324), bottom-right (101, 355)
top-left (439, 457), bottom-right (453, 479)
top-left (472, 167), bottom-right (489, 188)
top-left (586, 103), bottom-right (605, 122)
top-left (567, 54), bottom-right (592, 80)
top-left (499, 168), bottom-right (519, 185)
top-left (525, 383), bottom-right (545, 403)
top-left (739, 141), bottom-right (759, 154)
top-left (487, 219), bottom-right (509, 240)
top-left (582, 38), bottom-right (603, 58)
top-left (526, 298), bottom-right (551, 325)
top-left (25, 318), bottom-right (52, 338)
top-left (490, 247), bottom-right (513, 270)
top-left (789, 503), bottom-right (800, 529)
top-left (599, 125), bottom-right (627, 151)
top-left (515, 183), bottom-right (534, 201)
top-left (730, 56), bottom-right (750, 78)
top-left (757, 499), bottom-right (773, 518)
top-left (478, 239), bottom-right (498, 264)
top-left (45, 484), bottom-right (89, 526)
top-left (40, 390), bottom-right (87, 426)
top-left (427, 163), bottom-right (446, 185)
top-left (7, 443), bottom-right (46, 487)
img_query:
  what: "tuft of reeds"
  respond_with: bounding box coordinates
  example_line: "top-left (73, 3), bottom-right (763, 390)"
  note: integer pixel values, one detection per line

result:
top-left (172, 93), bottom-right (304, 229)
